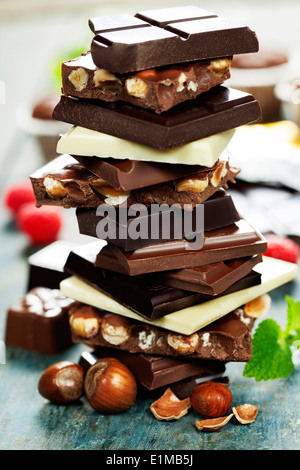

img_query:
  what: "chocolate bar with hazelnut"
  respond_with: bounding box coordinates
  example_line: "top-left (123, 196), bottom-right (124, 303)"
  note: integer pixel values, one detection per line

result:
top-left (30, 154), bottom-right (239, 209)
top-left (79, 348), bottom-right (227, 391)
top-left (72, 155), bottom-right (203, 192)
top-left (62, 51), bottom-right (231, 114)
top-left (5, 287), bottom-right (76, 354)
top-left (89, 6), bottom-right (258, 73)
top-left (64, 239), bottom-right (262, 319)
top-left (52, 86), bottom-right (261, 150)
top-left (69, 302), bottom-right (256, 362)
top-left (76, 190), bottom-right (241, 251)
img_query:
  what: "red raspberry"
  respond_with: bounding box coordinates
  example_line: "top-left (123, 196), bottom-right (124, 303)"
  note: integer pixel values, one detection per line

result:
top-left (4, 181), bottom-right (35, 215)
top-left (265, 234), bottom-right (300, 264)
top-left (17, 202), bottom-right (63, 245)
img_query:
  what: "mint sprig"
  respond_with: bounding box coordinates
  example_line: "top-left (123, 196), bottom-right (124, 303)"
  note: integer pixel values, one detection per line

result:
top-left (243, 296), bottom-right (300, 381)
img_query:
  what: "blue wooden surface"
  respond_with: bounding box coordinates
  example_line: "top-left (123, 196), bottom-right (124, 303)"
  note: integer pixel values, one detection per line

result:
top-left (1, 0), bottom-right (300, 452)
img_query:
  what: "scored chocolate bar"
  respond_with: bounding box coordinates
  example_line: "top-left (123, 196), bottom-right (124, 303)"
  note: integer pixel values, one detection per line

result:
top-left (158, 255), bottom-right (263, 295)
top-left (30, 154), bottom-right (239, 209)
top-left (79, 349), bottom-right (226, 391)
top-left (62, 51), bottom-right (231, 113)
top-left (89, 6), bottom-right (258, 73)
top-left (69, 302), bottom-right (256, 362)
top-left (63, 240), bottom-right (262, 320)
top-left (76, 190), bottom-right (241, 251)
top-left (94, 219), bottom-right (267, 276)
top-left (53, 86), bottom-right (261, 150)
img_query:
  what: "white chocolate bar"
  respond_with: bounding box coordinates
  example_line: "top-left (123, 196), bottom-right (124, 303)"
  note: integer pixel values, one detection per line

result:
top-left (56, 126), bottom-right (236, 166)
top-left (60, 257), bottom-right (297, 335)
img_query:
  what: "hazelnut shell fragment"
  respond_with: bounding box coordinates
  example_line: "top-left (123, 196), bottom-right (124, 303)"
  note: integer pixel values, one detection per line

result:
top-left (150, 387), bottom-right (191, 421)
top-left (232, 404), bottom-right (258, 424)
top-left (195, 414), bottom-right (233, 432)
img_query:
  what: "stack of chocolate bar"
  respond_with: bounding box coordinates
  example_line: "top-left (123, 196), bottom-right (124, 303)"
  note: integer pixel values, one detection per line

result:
top-left (10, 7), bottom-right (297, 393)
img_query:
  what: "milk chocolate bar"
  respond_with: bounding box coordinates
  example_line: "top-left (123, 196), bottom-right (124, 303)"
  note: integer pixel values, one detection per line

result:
top-left (69, 303), bottom-right (255, 362)
top-left (64, 240), bottom-right (262, 319)
top-left (89, 6), bottom-right (258, 73)
top-left (79, 349), bottom-right (226, 391)
top-left (5, 287), bottom-right (75, 354)
top-left (72, 155), bottom-right (203, 191)
top-left (94, 219), bottom-right (267, 276)
top-left (62, 51), bottom-right (231, 113)
top-left (27, 241), bottom-right (74, 290)
top-left (53, 86), bottom-right (261, 150)
top-left (76, 190), bottom-right (241, 251)
top-left (158, 255), bottom-right (263, 295)
top-left (30, 154), bottom-right (239, 209)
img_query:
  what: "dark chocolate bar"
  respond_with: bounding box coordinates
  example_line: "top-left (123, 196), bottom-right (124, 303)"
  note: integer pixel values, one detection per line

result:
top-left (158, 255), bottom-right (263, 295)
top-left (89, 6), bottom-right (258, 73)
top-left (63, 240), bottom-right (262, 320)
top-left (62, 51), bottom-right (231, 113)
top-left (94, 219), bottom-right (267, 275)
top-left (30, 153), bottom-right (239, 209)
top-left (27, 241), bottom-right (74, 290)
top-left (76, 190), bottom-right (241, 251)
top-left (69, 302), bottom-right (255, 361)
top-left (5, 287), bottom-right (75, 355)
top-left (79, 349), bottom-right (226, 391)
top-left (53, 86), bottom-right (261, 150)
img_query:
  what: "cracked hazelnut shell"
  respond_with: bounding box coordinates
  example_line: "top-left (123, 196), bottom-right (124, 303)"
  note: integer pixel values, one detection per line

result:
top-left (191, 381), bottom-right (232, 419)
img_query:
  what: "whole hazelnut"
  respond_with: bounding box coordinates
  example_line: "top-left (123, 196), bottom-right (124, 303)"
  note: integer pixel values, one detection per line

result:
top-left (191, 382), bottom-right (232, 419)
top-left (38, 361), bottom-right (84, 404)
top-left (84, 357), bottom-right (137, 414)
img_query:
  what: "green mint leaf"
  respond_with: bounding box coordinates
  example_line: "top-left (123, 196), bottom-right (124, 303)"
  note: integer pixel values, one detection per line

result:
top-left (285, 295), bottom-right (300, 336)
top-left (243, 319), bottom-right (294, 381)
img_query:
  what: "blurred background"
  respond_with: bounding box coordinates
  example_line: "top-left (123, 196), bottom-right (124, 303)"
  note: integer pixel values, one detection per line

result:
top-left (1, 0), bottom-right (300, 310)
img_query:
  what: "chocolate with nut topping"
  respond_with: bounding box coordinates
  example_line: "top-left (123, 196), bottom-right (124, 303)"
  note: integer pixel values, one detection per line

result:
top-left (69, 302), bottom-right (256, 362)
top-left (62, 51), bottom-right (231, 113)
top-left (30, 154), bottom-right (239, 209)
top-left (30, 154), bottom-right (129, 209)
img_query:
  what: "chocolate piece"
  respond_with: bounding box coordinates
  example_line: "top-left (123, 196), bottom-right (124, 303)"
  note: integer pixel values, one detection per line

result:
top-left (27, 241), bottom-right (74, 290)
top-left (158, 255), bottom-right (263, 295)
top-left (79, 348), bottom-right (226, 390)
top-left (69, 302), bottom-right (255, 361)
top-left (95, 220), bottom-right (267, 275)
top-left (89, 6), bottom-right (258, 73)
top-left (30, 154), bottom-right (239, 209)
top-left (52, 86), bottom-right (261, 150)
top-left (64, 240), bottom-right (262, 320)
top-left (29, 154), bottom-right (124, 209)
top-left (126, 157), bottom-right (240, 208)
top-left (76, 190), bottom-right (241, 251)
top-left (5, 287), bottom-right (75, 354)
top-left (72, 155), bottom-right (204, 191)
top-left (62, 51), bottom-right (231, 113)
